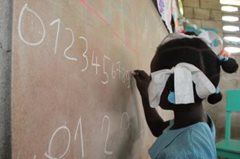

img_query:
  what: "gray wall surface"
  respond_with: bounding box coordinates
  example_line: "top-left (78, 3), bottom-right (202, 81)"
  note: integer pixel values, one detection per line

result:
top-left (0, 0), bottom-right (12, 158)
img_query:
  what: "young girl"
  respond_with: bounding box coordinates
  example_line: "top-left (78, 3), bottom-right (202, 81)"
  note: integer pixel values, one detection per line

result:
top-left (133, 33), bottom-right (238, 159)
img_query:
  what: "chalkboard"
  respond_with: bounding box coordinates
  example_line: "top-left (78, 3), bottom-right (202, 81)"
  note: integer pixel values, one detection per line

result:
top-left (11, 0), bottom-right (169, 159)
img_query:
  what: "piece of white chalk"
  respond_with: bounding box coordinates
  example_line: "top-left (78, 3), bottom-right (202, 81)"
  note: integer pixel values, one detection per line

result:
top-left (131, 71), bottom-right (136, 75)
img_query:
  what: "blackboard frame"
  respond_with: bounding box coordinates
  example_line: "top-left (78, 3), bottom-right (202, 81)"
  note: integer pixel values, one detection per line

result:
top-left (0, 0), bottom-right (12, 158)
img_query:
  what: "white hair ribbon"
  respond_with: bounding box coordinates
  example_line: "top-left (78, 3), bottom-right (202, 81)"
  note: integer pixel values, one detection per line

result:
top-left (148, 63), bottom-right (216, 108)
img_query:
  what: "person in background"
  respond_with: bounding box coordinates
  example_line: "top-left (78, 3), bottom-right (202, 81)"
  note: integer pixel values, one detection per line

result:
top-left (133, 33), bottom-right (238, 159)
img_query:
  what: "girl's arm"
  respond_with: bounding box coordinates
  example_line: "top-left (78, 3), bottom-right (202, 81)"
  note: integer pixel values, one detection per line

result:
top-left (133, 70), bottom-right (170, 137)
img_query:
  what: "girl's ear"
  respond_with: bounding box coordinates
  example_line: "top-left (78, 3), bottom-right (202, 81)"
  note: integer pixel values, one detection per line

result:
top-left (207, 92), bottom-right (222, 104)
top-left (221, 57), bottom-right (238, 73)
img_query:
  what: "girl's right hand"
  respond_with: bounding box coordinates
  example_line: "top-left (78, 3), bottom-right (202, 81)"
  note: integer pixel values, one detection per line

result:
top-left (132, 70), bottom-right (151, 99)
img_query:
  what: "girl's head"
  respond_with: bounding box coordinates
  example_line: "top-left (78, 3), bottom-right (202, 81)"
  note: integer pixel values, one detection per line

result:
top-left (149, 33), bottom-right (238, 110)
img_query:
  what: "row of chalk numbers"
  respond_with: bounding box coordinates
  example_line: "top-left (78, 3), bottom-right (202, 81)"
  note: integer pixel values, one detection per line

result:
top-left (17, 112), bottom-right (144, 159)
top-left (18, 3), bottom-right (131, 87)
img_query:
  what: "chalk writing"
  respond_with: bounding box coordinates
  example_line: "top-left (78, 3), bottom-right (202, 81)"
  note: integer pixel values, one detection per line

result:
top-left (120, 112), bottom-right (130, 129)
top-left (16, 111), bottom-right (140, 159)
top-left (91, 51), bottom-right (101, 74)
top-left (116, 61), bottom-right (121, 79)
top-left (17, 3), bottom-right (131, 87)
top-left (101, 115), bottom-right (113, 155)
top-left (79, 36), bottom-right (89, 72)
top-left (18, 3), bottom-right (46, 46)
top-left (126, 71), bottom-right (131, 88)
top-left (50, 18), bottom-right (61, 54)
top-left (102, 55), bottom-right (111, 84)
top-left (74, 117), bottom-right (85, 158)
top-left (111, 63), bottom-right (117, 79)
top-left (44, 125), bottom-right (71, 159)
top-left (64, 28), bottom-right (78, 61)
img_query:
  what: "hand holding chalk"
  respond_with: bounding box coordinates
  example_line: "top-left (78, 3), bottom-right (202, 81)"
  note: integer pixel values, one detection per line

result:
top-left (131, 71), bottom-right (139, 76)
top-left (132, 70), bottom-right (150, 98)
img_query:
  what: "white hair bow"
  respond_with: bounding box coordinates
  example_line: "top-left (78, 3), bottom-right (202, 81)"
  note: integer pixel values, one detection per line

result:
top-left (148, 63), bottom-right (216, 108)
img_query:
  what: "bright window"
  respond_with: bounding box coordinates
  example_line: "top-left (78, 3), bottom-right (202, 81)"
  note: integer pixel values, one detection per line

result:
top-left (224, 36), bottom-right (240, 42)
top-left (220, 0), bottom-right (240, 54)
top-left (223, 26), bottom-right (239, 32)
top-left (220, 0), bottom-right (240, 6)
top-left (222, 16), bottom-right (239, 22)
top-left (221, 6), bottom-right (238, 12)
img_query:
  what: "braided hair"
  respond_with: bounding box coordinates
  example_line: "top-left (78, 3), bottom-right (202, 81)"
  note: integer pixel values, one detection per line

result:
top-left (151, 36), bottom-right (238, 105)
